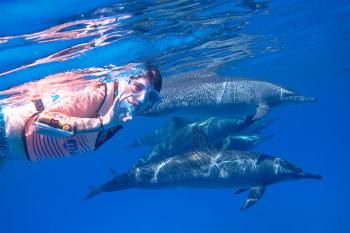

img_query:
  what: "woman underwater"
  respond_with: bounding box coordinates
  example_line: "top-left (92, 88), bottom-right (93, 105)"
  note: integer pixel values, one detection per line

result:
top-left (0, 63), bottom-right (162, 163)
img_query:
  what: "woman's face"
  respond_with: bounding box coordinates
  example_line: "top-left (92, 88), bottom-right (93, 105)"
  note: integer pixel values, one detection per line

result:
top-left (125, 76), bottom-right (151, 106)
top-left (122, 74), bottom-right (159, 114)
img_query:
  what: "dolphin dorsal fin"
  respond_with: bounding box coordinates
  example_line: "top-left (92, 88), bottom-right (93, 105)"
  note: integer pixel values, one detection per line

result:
top-left (172, 116), bottom-right (187, 129)
top-left (192, 126), bottom-right (214, 154)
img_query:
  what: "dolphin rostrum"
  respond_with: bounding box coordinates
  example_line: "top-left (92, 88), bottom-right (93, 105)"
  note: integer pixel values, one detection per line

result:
top-left (142, 72), bottom-right (317, 121)
top-left (84, 128), bottom-right (322, 210)
top-left (219, 134), bottom-right (275, 151)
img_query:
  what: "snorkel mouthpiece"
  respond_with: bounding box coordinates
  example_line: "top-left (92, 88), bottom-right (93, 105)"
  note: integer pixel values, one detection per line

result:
top-left (117, 93), bottom-right (135, 122)
top-left (114, 77), bottom-right (134, 122)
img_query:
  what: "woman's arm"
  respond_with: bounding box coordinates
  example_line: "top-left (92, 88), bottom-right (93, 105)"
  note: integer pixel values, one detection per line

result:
top-left (34, 112), bottom-right (105, 137)
top-left (33, 89), bottom-right (132, 137)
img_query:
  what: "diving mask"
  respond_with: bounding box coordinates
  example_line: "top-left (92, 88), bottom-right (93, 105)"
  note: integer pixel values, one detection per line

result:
top-left (116, 76), bottom-right (161, 120)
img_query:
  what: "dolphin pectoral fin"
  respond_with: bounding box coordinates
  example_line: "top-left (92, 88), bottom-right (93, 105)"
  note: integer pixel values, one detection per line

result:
top-left (240, 185), bottom-right (266, 211)
top-left (253, 103), bottom-right (270, 121)
top-left (236, 114), bottom-right (255, 132)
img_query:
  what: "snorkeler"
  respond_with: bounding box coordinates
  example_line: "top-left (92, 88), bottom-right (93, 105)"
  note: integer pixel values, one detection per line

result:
top-left (0, 63), bottom-right (162, 162)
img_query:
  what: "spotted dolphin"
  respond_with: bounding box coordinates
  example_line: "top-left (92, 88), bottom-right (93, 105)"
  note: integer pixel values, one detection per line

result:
top-left (129, 117), bottom-right (274, 149)
top-left (132, 117), bottom-right (273, 166)
top-left (142, 72), bottom-right (317, 121)
top-left (84, 128), bottom-right (322, 210)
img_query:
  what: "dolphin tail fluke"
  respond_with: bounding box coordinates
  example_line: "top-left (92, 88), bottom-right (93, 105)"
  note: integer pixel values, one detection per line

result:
top-left (240, 185), bottom-right (266, 211)
top-left (81, 186), bottom-right (102, 201)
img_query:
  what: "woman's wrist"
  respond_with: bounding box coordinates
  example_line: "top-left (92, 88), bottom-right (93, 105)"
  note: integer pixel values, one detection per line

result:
top-left (98, 115), bottom-right (104, 131)
top-left (102, 112), bottom-right (112, 129)
top-left (102, 109), bottom-right (122, 129)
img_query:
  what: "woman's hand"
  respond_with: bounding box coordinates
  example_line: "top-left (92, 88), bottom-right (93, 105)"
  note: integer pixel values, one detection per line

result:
top-left (102, 90), bottom-right (134, 129)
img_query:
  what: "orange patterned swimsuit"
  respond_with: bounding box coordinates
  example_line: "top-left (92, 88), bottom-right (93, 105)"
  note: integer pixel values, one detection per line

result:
top-left (24, 82), bottom-right (121, 161)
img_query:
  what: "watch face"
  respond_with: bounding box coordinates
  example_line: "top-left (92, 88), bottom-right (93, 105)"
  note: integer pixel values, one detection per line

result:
top-left (62, 124), bottom-right (71, 131)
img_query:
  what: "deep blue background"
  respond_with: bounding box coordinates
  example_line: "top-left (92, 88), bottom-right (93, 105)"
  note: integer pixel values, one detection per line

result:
top-left (0, 1), bottom-right (349, 233)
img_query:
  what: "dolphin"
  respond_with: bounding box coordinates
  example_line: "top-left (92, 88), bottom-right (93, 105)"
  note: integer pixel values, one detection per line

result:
top-left (137, 132), bottom-right (273, 167)
top-left (142, 72), bottom-right (317, 121)
top-left (133, 117), bottom-right (271, 166)
top-left (84, 128), bottom-right (322, 210)
top-left (129, 117), bottom-right (275, 149)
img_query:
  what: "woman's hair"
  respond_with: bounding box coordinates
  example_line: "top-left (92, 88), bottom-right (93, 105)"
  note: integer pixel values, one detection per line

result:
top-left (146, 67), bottom-right (162, 92)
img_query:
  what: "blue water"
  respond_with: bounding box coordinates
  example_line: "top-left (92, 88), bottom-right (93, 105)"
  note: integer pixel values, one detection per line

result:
top-left (0, 0), bottom-right (349, 232)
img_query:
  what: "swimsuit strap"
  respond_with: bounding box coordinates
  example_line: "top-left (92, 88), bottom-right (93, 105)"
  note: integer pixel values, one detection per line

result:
top-left (94, 81), bottom-right (122, 149)
top-left (97, 81), bottom-right (115, 116)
